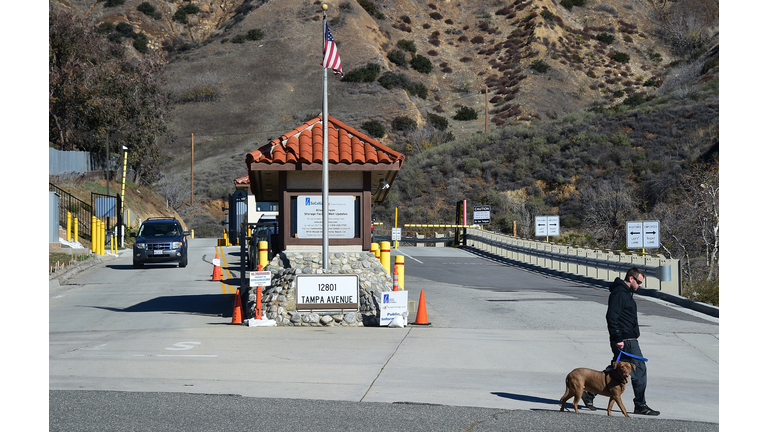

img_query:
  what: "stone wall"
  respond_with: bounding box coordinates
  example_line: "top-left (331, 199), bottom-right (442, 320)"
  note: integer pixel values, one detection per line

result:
top-left (246, 251), bottom-right (393, 326)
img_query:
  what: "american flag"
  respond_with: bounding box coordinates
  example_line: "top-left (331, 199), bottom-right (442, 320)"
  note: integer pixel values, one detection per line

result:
top-left (323, 21), bottom-right (343, 77)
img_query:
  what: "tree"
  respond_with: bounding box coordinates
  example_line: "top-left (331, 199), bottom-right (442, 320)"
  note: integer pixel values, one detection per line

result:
top-left (49, 9), bottom-right (172, 183)
top-left (579, 178), bottom-right (638, 248)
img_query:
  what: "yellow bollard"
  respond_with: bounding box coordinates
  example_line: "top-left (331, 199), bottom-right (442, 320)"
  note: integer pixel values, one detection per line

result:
top-left (112, 233), bottom-right (116, 254)
top-left (67, 212), bottom-right (72, 242)
top-left (380, 241), bottom-right (391, 275)
top-left (91, 217), bottom-right (96, 254)
top-left (74, 217), bottom-right (79, 243)
top-left (98, 220), bottom-right (104, 255)
top-left (258, 240), bottom-right (269, 268)
top-left (395, 255), bottom-right (405, 289)
top-left (370, 243), bottom-right (379, 260)
top-left (191, 229), bottom-right (195, 239)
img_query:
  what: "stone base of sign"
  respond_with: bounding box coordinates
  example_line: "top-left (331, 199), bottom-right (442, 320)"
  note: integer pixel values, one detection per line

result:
top-left (246, 251), bottom-right (393, 326)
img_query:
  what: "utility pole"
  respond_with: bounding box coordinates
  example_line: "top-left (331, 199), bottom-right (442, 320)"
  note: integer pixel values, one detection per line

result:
top-left (485, 85), bottom-right (488, 133)
top-left (191, 133), bottom-right (194, 205)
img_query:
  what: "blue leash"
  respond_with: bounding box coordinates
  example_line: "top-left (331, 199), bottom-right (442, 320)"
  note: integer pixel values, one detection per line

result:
top-left (617, 350), bottom-right (648, 362)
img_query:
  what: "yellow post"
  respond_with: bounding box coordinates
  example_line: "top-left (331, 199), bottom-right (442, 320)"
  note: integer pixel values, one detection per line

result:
top-left (74, 217), bottom-right (79, 243)
top-left (370, 242), bottom-right (379, 259)
top-left (380, 241), bottom-right (391, 275)
top-left (66, 212), bottom-right (72, 242)
top-left (91, 217), bottom-right (96, 254)
top-left (395, 255), bottom-right (405, 289)
top-left (99, 220), bottom-right (105, 255)
top-left (258, 240), bottom-right (269, 268)
top-left (191, 229), bottom-right (195, 239)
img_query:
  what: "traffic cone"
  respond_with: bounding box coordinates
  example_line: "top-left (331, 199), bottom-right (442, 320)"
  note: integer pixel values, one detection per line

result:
top-left (393, 265), bottom-right (400, 291)
top-left (231, 289), bottom-right (243, 324)
top-left (414, 289), bottom-right (430, 325)
top-left (212, 251), bottom-right (222, 281)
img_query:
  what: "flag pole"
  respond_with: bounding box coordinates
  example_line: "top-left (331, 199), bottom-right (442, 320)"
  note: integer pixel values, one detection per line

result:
top-left (321, 4), bottom-right (329, 271)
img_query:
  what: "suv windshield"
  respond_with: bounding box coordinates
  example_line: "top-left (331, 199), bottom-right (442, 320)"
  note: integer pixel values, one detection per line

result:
top-left (138, 223), bottom-right (180, 237)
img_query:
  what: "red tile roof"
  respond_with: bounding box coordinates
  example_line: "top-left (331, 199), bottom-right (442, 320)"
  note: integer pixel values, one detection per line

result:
top-left (245, 115), bottom-right (404, 168)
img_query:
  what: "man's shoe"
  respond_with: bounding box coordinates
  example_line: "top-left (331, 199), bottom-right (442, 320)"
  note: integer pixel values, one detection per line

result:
top-left (634, 405), bottom-right (660, 416)
top-left (581, 392), bottom-right (597, 411)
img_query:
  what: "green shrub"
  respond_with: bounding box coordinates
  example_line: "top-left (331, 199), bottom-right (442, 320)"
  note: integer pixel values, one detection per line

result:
top-left (454, 106), bottom-right (478, 121)
top-left (397, 39), bottom-right (417, 53)
top-left (361, 120), bottom-right (386, 138)
top-left (531, 59), bottom-right (551, 73)
top-left (378, 71), bottom-right (406, 89)
top-left (387, 49), bottom-right (408, 67)
top-left (462, 157), bottom-right (483, 172)
top-left (613, 89), bottom-right (625, 97)
top-left (104, 0), bottom-right (125, 7)
top-left (357, 0), bottom-right (385, 19)
top-left (342, 63), bottom-right (381, 83)
top-left (623, 93), bottom-right (645, 107)
top-left (560, 0), bottom-right (573, 10)
top-left (541, 10), bottom-right (555, 22)
top-left (610, 51), bottom-right (630, 63)
top-left (137, 2), bottom-right (161, 19)
top-left (246, 28), bottom-right (264, 41)
top-left (133, 33), bottom-right (149, 53)
top-left (427, 113), bottom-right (449, 131)
top-left (392, 116), bottom-right (417, 131)
top-left (404, 81), bottom-right (428, 99)
top-left (410, 55), bottom-right (433, 74)
top-left (595, 33), bottom-right (614, 44)
top-left (231, 34), bottom-right (247, 44)
top-left (174, 4), bottom-right (200, 24)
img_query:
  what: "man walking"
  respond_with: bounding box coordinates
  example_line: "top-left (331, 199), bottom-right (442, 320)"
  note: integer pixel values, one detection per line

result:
top-left (583, 267), bottom-right (660, 416)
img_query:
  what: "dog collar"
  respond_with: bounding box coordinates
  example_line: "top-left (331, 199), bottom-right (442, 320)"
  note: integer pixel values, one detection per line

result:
top-left (617, 350), bottom-right (648, 362)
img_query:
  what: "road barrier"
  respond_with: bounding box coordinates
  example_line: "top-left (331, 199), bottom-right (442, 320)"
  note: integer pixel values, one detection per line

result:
top-left (462, 228), bottom-right (680, 295)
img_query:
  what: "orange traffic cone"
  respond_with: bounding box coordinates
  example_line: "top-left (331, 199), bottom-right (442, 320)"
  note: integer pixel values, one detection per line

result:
top-left (231, 289), bottom-right (243, 324)
top-left (393, 265), bottom-right (400, 291)
top-left (212, 251), bottom-right (222, 281)
top-left (414, 289), bottom-right (430, 325)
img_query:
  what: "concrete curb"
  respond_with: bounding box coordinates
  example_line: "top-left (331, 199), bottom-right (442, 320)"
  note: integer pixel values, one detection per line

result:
top-left (49, 253), bottom-right (119, 289)
top-left (460, 246), bottom-right (719, 318)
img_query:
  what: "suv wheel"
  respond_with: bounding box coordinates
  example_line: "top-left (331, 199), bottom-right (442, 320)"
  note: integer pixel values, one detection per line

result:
top-left (179, 253), bottom-right (188, 268)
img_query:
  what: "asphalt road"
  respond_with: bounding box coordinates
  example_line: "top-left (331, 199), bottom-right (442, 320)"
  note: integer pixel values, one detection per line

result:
top-left (47, 240), bottom-right (721, 431)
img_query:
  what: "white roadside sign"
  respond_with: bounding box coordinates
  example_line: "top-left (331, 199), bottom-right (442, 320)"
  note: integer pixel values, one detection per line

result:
top-left (379, 291), bottom-right (409, 326)
top-left (626, 220), bottom-right (660, 249)
top-left (535, 216), bottom-right (560, 237)
top-left (249, 271), bottom-right (272, 287)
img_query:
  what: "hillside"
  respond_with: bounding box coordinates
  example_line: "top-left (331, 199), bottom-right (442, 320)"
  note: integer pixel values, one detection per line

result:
top-left (49, 0), bottom-right (719, 241)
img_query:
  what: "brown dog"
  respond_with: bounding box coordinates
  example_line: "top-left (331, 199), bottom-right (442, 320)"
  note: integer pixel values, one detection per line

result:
top-left (559, 360), bottom-right (636, 417)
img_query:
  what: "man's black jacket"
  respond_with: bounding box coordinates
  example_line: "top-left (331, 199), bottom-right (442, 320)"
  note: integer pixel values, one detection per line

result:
top-left (606, 277), bottom-right (640, 344)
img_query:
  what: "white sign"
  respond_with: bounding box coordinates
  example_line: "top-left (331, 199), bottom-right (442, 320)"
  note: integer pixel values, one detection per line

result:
top-left (297, 195), bottom-right (355, 239)
top-left (379, 291), bottom-right (409, 326)
top-left (249, 271), bottom-right (272, 287)
top-left (296, 274), bottom-right (359, 310)
top-left (535, 216), bottom-right (560, 237)
top-left (627, 220), bottom-right (660, 249)
top-left (391, 227), bottom-right (402, 241)
top-left (473, 205), bottom-right (491, 225)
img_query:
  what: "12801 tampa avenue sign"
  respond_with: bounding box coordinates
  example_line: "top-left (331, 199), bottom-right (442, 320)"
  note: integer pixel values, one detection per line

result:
top-left (295, 274), bottom-right (359, 310)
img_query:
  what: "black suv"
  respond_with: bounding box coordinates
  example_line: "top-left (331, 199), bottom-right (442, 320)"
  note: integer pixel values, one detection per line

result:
top-left (131, 217), bottom-right (190, 268)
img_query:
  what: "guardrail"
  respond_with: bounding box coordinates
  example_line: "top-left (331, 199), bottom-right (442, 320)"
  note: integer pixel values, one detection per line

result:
top-left (462, 228), bottom-right (680, 295)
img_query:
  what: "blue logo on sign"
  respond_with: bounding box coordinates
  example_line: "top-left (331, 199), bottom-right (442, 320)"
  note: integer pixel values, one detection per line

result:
top-left (383, 294), bottom-right (390, 303)
top-left (306, 197), bottom-right (311, 205)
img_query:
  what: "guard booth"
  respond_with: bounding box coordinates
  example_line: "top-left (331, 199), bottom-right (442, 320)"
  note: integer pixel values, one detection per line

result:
top-left (244, 115), bottom-right (405, 255)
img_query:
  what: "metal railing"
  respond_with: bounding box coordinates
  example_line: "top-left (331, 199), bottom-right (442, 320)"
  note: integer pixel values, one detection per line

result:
top-left (50, 183), bottom-right (93, 241)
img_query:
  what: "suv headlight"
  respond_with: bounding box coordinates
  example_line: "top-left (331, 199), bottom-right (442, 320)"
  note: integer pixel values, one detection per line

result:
top-left (172, 242), bottom-right (182, 249)
top-left (135, 243), bottom-right (146, 250)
